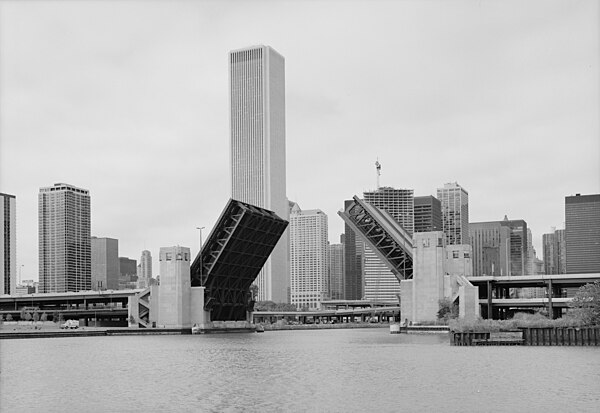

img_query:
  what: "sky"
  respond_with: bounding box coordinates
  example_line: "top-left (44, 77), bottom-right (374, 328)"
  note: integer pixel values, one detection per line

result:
top-left (0, 0), bottom-right (598, 282)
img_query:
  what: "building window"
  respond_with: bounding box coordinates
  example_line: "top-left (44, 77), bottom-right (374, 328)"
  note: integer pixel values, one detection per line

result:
top-left (464, 252), bottom-right (470, 259)
top-left (166, 253), bottom-right (172, 261)
top-left (453, 251), bottom-right (459, 259)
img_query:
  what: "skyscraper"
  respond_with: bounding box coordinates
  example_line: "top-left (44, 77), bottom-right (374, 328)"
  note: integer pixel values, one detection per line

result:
top-left (39, 183), bottom-right (91, 293)
top-left (343, 200), bottom-right (364, 300)
top-left (0, 193), bottom-right (16, 295)
top-left (229, 45), bottom-right (289, 303)
top-left (362, 187), bottom-right (414, 301)
top-left (137, 250), bottom-right (152, 287)
top-left (414, 195), bottom-right (442, 233)
top-left (543, 229), bottom-right (566, 275)
top-left (91, 237), bottom-right (119, 290)
top-left (469, 217), bottom-right (528, 277)
top-left (565, 194), bottom-right (600, 273)
top-left (437, 182), bottom-right (469, 245)
top-left (328, 242), bottom-right (344, 300)
top-left (289, 203), bottom-right (328, 309)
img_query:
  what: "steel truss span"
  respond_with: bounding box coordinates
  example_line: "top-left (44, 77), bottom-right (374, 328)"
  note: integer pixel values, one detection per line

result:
top-left (190, 199), bottom-right (288, 321)
top-left (338, 196), bottom-right (414, 281)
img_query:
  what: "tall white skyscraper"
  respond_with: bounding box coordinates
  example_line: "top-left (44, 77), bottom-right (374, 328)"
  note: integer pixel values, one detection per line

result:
top-left (1, 193), bottom-right (16, 295)
top-left (39, 183), bottom-right (91, 293)
top-left (290, 203), bottom-right (328, 310)
top-left (437, 182), bottom-right (469, 245)
top-left (229, 45), bottom-right (289, 303)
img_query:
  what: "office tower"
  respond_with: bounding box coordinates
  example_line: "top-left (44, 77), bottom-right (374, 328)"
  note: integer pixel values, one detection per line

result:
top-left (543, 229), bottom-right (566, 275)
top-left (437, 182), bottom-right (469, 245)
top-left (229, 45), bottom-right (289, 303)
top-left (289, 203), bottom-right (328, 309)
top-left (526, 228), bottom-right (535, 275)
top-left (137, 250), bottom-right (152, 287)
top-left (0, 193), bottom-right (16, 295)
top-left (414, 195), bottom-right (442, 233)
top-left (362, 187), bottom-right (413, 301)
top-left (119, 257), bottom-right (137, 289)
top-left (501, 216), bottom-right (528, 276)
top-left (343, 200), bottom-right (364, 300)
top-left (39, 183), bottom-right (91, 292)
top-left (469, 217), bottom-right (528, 277)
top-left (328, 242), bottom-right (344, 300)
top-left (91, 237), bottom-right (119, 290)
top-left (363, 187), bottom-right (414, 234)
top-left (565, 194), bottom-right (600, 273)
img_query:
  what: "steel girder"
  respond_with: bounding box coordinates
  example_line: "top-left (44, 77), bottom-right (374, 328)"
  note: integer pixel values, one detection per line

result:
top-left (190, 199), bottom-right (288, 321)
top-left (338, 196), bottom-right (414, 281)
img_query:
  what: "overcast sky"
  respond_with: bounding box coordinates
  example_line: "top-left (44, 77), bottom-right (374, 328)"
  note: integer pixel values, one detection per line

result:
top-left (1, 0), bottom-right (598, 281)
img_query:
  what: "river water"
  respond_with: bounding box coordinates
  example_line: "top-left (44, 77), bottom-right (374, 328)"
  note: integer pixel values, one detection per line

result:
top-left (1, 328), bottom-right (599, 412)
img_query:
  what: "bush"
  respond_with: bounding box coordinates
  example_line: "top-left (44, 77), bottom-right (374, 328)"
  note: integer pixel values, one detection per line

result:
top-left (437, 298), bottom-right (458, 322)
top-left (569, 281), bottom-right (600, 326)
top-left (40, 313), bottom-right (48, 322)
top-left (6, 314), bottom-right (13, 321)
top-left (449, 311), bottom-right (587, 332)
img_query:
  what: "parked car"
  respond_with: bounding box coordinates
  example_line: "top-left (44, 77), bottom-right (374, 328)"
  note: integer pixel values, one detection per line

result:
top-left (60, 319), bottom-right (79, 329)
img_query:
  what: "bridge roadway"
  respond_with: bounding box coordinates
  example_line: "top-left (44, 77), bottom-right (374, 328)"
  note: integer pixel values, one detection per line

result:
top-left (253, 307), bottom-right (401, 324)
top-left (0, 289), bottom-right (141, 324)
top-left (467, 273), bottom-right (600, 319)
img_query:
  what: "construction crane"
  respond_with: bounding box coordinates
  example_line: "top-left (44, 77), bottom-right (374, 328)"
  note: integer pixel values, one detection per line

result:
top-left (375, 159), bottom-right (381, 189)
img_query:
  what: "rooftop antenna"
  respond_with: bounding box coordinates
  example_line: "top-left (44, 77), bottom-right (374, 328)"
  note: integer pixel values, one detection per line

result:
top-left (375, 159), bottom-right (381, 189)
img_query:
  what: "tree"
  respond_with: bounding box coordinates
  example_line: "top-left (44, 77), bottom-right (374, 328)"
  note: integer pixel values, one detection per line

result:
top-left (40, 312), bottom-right (48, 322)
top-left (438, 298), bottom-right (458, 322)
top-left (52, 311), bottom-right (59, 323)
top-left (32, 312), bottom-right (40, 322)
top-left (0, 314), bottom-right (4, 322)
top-left (6, 314), bottom-right (13, 321)
top-left (24, 312), bottom-right (32, 321)
top-left (569, 281), bottom-right (600, 325)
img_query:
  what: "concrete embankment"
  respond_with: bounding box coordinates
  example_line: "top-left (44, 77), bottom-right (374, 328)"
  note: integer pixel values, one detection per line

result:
top-left (260, 323), bottom-right (449, 333)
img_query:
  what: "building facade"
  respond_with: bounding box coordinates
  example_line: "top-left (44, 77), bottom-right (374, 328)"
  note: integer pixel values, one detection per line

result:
top-left (543, 229), bottom-right (566, 275)
top-left (328, 243), bottom-right (344, 300)
top-left (137, 250), bottom-right (152, 288)
top-left (229, 45), bottom-right (289, 303)
top-left (343, 200), bottom-right (364, 300)
top-left (39, 183), bottom-right (91, 293)
top-left (414, 195), bottom-right (442, 233)
top-left (119, 257), bottom-right (137, 289)
top-left (0, 193), bottom-right (16, 295)
top-left (565, 194), bottom-right (600, 273)
top-left (289, 204), bottom-right (328, 309)
top-left (91, 237), bottom-right (119, 290)
top-left (437, 182), bottom-right (469, 245)
top-left (362, 187), bottom-right (414, 301)
top-left (469, 217), bottom-right (528, 277)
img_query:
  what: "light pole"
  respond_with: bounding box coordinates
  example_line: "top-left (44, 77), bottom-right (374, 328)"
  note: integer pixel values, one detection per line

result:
top-left (196, 226), bottom-right (205, 280)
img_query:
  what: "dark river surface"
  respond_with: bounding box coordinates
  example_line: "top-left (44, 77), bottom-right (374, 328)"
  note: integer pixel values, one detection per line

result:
top-left (1, 328), bottom-right (599, 412)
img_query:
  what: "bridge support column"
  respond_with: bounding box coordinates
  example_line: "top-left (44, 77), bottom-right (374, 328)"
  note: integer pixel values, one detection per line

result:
top-left (547, 279), bottom-right (553, 319)
top-left (487, 281), bottom-right (493, 320)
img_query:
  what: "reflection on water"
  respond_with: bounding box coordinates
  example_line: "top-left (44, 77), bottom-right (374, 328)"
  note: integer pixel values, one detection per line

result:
top-left (2, 329), bottom-right (599, 412)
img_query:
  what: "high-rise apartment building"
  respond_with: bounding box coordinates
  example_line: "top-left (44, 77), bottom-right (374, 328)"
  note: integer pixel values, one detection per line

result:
top-left (543, 229), bottom-right (566, 275)
top-left (363, 187), bottom-right (414, 234)
top-left (437, 182), bottom-right (469, 245)
top-left (137, 250), bottom-right (152, 287)
top-left (39, 183), bottom-right (91, 292)
top-left (501, 216), bottom-right (528, 276)
top-left (565, 194), bottom-right (600, 273)
top-left (362, 187), bottom-right (413, 301)
top-left (328, 242), bottom-right (344, 300)
top-left (0, 193), bottom-right (16, 295)
top-left (289, 203), bottom-right (328, 309)
top-left (229, 45), bottom-right (289, 303)
top-left (343, 200), bottom-right (364, 300)
top-left (414, 195), bottom-right (442, 233)
top-left (91, 237), bottom-right (119, 290)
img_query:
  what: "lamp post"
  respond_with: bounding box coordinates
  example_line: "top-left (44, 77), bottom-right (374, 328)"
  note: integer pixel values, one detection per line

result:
top-left (196, 226), bottom-right (205, 280)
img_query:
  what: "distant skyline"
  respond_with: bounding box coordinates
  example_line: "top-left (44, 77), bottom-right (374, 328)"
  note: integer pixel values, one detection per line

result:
top-left (0, 1), bottom-right (598, 282)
